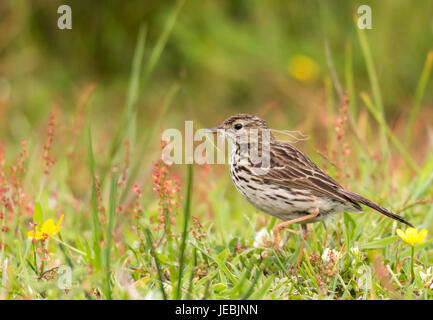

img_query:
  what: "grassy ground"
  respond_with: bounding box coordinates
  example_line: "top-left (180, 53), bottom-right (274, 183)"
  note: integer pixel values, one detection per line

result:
top-left (0, 1), bottom-right (433, 300)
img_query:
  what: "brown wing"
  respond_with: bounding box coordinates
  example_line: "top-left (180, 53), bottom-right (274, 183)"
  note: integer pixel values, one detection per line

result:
top-left (253, 141), bottom-right (412, 227)
top-left (261, 142), bottom-right (362, 210)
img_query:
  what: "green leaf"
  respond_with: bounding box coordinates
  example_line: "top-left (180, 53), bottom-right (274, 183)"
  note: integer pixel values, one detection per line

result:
top-left (344, 212), bottom-right (356, 231)
top-left (217, 248), bottom-right (230, 262)
top-left (192, 244), bottom-right (237, 284)
top-left (249, 274), bottom-right (275, 300)
top-left (213, 283), bottom-right (227, 293)
top-left (155, 252), bottom-right (169, 264)
top-left (214, 245), bottom-right (226, 254)
top-left (359, 236), bottom-right (398, 250)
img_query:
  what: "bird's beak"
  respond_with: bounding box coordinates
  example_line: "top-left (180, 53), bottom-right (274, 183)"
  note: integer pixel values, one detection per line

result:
top-left (205, 126), bottom-right (223, 133)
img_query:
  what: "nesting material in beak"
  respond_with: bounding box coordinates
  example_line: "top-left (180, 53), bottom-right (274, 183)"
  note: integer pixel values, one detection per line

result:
top-left (206, 126), bottom-right (223, 134)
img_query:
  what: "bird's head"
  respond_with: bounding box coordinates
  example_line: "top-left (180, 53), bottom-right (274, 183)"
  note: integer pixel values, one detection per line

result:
top-left (208, 114), bottom-right (275, 144)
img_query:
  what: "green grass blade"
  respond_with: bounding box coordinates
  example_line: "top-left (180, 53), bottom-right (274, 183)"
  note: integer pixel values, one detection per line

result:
top-left (359, 236), bottom-right (398, 250)
top-left (88, 126), bottom-right (101, 244)
top-left (345, 42), bottom-right (356, 119)
top-left (145, 228), bottom-right (167, 300)
top-left (176, 163), bottom-right (193, 300)
top-left (119, 83), bottom-right (180, 203)
top-left (406, 50), bottom-right (433, 146)
top-left (239, 267), bottom-right (262, 300)
top-left (360, 92), bottom-right (420, 173)
top-left (107, 0), bottom-right (184, 183)
top-left (108, 25), bottom-right (147, 162)
top-left (104, 172), bottom-right (118, 300)
top-left (192, 243), bottom-right (237, 284)
top-left (411, 166), bottom-right (433, 202)
top-left (185, 248), bottom-right (197, 300)
top-left (142, 0), bottom-right (185, 84)
top-left (356, 24), bottom-right (389, 159)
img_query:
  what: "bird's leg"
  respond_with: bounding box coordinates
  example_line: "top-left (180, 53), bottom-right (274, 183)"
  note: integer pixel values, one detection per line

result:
top-left (295, 224), bottom-right (309, 268)
top-left (271, 208), bottom-right (319, 251)
top-left (281, 228), bottom-right (302, 242)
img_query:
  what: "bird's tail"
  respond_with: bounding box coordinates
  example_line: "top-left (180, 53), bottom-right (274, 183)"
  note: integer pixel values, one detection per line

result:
top-left (340, 190), bottom-right (413, 228)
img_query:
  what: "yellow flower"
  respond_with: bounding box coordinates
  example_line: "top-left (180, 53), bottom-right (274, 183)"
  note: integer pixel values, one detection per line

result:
top-left (28, 215), bottom-right (64, 241)
top-left (287, 55), bottom-right (319, 83)
top-left (27, 229), bottom-right (44, 240)
top-left (396, 228), bottom-right (428, 247)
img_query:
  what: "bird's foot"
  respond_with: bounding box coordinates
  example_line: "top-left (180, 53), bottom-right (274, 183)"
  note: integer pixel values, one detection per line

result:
top-left (295, 224), bottom-right (310, 268)
top-left (269, 208), bottom-right (320, 252)
top-left (269, 226), bottom-right (301, 251)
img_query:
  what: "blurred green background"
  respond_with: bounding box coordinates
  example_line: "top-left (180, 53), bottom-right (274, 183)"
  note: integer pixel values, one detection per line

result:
top-left (1, 0), bottom-right (433, 301)
top-left (1, 0), bottom-right (432, 161)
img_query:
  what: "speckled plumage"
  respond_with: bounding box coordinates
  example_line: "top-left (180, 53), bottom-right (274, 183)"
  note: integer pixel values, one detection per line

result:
top-left (216, 114), bottom-right (413, 227)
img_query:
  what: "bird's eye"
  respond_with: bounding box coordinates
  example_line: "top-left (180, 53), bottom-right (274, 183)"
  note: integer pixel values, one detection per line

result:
top-left (234, 123), bottom-right (243, 130)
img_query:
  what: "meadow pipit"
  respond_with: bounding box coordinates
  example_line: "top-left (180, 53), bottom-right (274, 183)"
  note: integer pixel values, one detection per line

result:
top-left (209, 114), bottom-right (413, 258)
